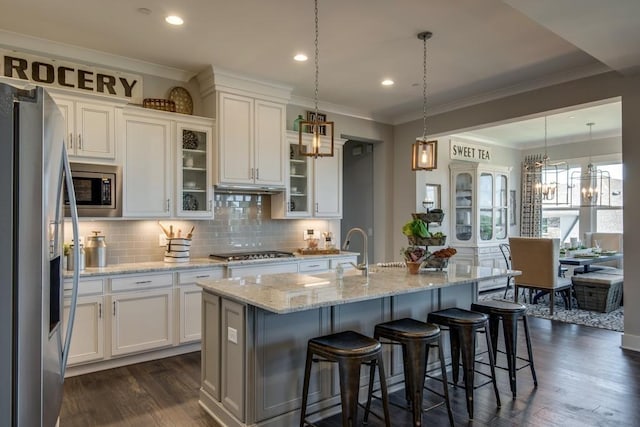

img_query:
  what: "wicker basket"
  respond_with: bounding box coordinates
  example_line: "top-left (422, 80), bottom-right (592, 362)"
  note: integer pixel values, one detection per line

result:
top-left (411, 212), bottom-right (445, 224)
top-left (408, 236), bottom-right (447, 247)
top-left (143, 98), bottom-right (176, 112)
top-left (572, 278), bottom-right (623, 313)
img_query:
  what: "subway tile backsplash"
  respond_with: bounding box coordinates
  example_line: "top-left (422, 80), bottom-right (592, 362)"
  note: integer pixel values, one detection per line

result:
top-left (65, 194), bottom-right (336, 265)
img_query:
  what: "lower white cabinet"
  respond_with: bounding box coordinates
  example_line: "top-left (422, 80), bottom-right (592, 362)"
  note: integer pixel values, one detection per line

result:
top-left (177, 268), bottom-right (225, 343)
top-left (227, 261), bottom-right (298, 278)
top-left (110, 288), bottom-right (174, 356)
top-left (63, 295), bottom-right (105, 365)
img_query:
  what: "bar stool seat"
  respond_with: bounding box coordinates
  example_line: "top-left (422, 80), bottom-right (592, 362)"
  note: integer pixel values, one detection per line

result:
top-left (300, 330), bottom-right (390, 427)
top-left (427, 307), bottom-right (501, 420)
top-left (368, 318), bottom-right (454, 427)
top-left (471, 300), bottom-right (538, 399)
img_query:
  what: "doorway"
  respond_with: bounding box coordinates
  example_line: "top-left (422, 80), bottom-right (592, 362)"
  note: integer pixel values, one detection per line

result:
top-left (341, 139), bottom-right (375, 262)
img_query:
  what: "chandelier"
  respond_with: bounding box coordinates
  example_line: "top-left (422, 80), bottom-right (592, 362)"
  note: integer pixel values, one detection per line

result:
top-left (570, 122), bottom-right (611, 207)
top-left (411, 31), bottom-right (437, 171)
top-left (526, 116), bottom-right (568, 204)
top-left (298, 0), bottom-right (334, 158)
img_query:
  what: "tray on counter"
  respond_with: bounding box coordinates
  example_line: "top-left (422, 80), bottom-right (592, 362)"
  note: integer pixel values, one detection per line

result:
top-left (297, 248), bottom-right (341, 255)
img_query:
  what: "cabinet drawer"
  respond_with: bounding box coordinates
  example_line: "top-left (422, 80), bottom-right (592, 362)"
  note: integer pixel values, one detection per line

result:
top-left (111, 273), bottom-right (173, 292)
top-left (64, 278), bottom-right (104, 296)
top-left (178, 268), bottom-right (225, 285)
top-left (298, 259), bottom-right (330, 273)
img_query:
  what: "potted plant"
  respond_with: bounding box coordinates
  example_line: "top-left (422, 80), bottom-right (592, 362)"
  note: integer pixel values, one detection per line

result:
top-left (401, 246), bottom-right (428, 274)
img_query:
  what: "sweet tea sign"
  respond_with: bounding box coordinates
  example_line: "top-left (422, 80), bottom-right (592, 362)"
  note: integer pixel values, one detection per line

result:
top-left (449, 140), bottom-right (492, 163)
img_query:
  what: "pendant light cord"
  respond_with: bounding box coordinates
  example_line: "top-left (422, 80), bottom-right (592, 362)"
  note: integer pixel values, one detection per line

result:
top-left (314, 0), bottom-right (319, 120)
top-left (422, 33), bottom-right (428, 140)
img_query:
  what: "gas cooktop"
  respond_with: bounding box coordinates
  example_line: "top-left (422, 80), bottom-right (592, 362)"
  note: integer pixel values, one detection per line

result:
top-left (209, 250), bottom-right (296, 261)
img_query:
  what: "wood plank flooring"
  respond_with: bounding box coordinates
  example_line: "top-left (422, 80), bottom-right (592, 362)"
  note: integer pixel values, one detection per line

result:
top-left (61, 317), bottom-right (640, 426)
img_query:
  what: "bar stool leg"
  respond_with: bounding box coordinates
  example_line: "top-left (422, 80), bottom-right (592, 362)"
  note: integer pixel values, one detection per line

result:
top-left (375, 353), bottom-right (391, 427)
top-left (300, 349), bottom-right (314, 427)
top-left (458, 325), bottom-right (476, 419)
top-left (338, 359), bottom-right (362, 426)
top-left (436, 336), bottom-right (455, 427)
top-left (488, 316), bottom-right (500, 361)
top-left (502, 313), bottom-right (519, 399)
top-left (448, 328), bottom-right (461, 384)
top-left (405, 339), bottom-right (428, 426)
top-left (483, 323), bottom-right (502, 409)
top-left (522, 315), bottom-right (538, 387)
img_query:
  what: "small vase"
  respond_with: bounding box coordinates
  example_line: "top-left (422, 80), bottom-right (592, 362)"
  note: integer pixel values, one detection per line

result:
top-left (293, 114), bottom-right (304, 132)
top-left (406, 261), bottom-right (422, 274)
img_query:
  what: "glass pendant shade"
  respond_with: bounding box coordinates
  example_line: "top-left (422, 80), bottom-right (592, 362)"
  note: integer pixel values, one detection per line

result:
top-left (412, 139), bottom-right (437, 171)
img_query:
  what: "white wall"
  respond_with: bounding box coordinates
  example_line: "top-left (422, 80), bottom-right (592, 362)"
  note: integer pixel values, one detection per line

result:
top-left (393, 71), bottom-right (640, 351)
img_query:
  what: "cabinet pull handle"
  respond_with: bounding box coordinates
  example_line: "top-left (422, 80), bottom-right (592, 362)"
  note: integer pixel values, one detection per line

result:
top-left (209, 200), bottom-right (213, 211)
top-left (196, 275), bottom-right (210, 278)
top-left (113, 301), bottom-right (116, 316)
top-left (315, 203), bottom-right (319, 213)
top-left (69, 133), bottom-right (73, 149)
top-left (98, 303), bottom-right (102, 318)
top-left (78, 134), bottom-right (82, 149)
top-left (166, 199), bottom-right (170, 212)
top-left (308, 264), bottom-right (320, 268)
top-left (135, 280), bottom-right (152, 284)
top-left (256, 168), bottom-right (259, 180)
top-left (287, 201), bottom-right (290, 212)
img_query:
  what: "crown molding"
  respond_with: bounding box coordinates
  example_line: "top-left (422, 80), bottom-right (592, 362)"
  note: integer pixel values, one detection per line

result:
top-left (0, 29), bottom-right (194, 82)
top-left (288, 95), bottom-right (394, 124)
top-left (392, 62), bottom-right (612, 126)
top-left (211, 67), bottom-right (292, 102)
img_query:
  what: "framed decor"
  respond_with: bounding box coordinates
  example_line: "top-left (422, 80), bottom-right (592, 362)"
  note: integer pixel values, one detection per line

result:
top-left (509, 190), bottom-right (517, 225)
top-left (423, 184), bottom-right (441, 210)
top-left (306, 111), bottom-right (327, 135)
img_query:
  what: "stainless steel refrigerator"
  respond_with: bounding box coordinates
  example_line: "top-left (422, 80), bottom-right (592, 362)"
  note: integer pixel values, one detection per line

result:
top-left (0, 81), bottom-right (81, 426)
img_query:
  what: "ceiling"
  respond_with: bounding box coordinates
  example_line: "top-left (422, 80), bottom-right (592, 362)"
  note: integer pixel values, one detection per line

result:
top-left (0, 0), bottom-right (637, 129)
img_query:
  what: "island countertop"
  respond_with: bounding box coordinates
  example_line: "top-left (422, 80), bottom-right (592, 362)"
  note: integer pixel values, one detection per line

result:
top-left (197, 263), bottom-right (518, 314)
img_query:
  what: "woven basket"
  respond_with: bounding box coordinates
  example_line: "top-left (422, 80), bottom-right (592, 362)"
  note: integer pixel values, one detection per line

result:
top-left (411, 212), bottom-right (445, 224)
top-left (422, 257), bottom-right (449, 270)
top-left (573, 281), bottom-right (623, 313)
top-left (143, 98), bottom-right (176, 112)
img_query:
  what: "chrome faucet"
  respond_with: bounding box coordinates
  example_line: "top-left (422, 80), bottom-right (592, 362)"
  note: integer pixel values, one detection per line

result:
top-left (342, 227), bottom-right (369, 276)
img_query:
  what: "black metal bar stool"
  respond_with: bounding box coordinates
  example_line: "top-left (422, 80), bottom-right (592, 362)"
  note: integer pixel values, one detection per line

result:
top-left (300, 330), bottom-right (391, 427)
top-left (365, 318), bottom-right (454, 427)
top-left (427, 307), bottom-right (501, 420)
top-left (470, 300), bottom-right (538, 399)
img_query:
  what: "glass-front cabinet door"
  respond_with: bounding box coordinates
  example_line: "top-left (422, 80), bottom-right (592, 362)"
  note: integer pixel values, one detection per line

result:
top-left (176, 123), bottom-right (213, 218)
top-left (455, 172), bottom-right (473, 241)
top-left (450, 163), bottom-right (511, 245)
top-left (286, 142), bottom-right (312, 216)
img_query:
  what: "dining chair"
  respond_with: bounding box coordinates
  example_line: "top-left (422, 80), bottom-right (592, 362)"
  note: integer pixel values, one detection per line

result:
top-left (499, 243), bottom-right (513, 299)
top-left (508, 237), bottom-right (573, 315)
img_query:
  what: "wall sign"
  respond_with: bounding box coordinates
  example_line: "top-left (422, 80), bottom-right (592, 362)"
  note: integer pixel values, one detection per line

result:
top-left (1, 48), bottom-right (143, 103)
top-left (450, 140), bottom-right (492, 163)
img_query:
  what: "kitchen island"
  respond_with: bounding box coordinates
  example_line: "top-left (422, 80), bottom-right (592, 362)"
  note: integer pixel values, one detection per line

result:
top-left (197, 263), bottom-right (516, 427)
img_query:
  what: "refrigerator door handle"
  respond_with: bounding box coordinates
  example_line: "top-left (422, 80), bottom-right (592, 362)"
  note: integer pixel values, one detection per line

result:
top-left (61, 143), bottom-right (80, 376)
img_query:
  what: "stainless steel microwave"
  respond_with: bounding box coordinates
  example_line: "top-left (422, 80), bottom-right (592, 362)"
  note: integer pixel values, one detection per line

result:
top-left (64, 163), bottom-right (122, 217)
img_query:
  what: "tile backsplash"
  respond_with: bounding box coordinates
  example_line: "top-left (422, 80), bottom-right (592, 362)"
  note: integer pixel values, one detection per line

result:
top-left (64, 194), bottom-right (337, 265)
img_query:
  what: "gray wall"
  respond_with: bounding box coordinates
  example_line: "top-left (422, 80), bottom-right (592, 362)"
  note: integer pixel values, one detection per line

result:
top-left (393, 71), bottom-right (640, 351)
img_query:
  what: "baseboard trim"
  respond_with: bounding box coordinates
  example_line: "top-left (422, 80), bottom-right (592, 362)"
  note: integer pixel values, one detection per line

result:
top-left (621, 333), bottom-right (640, 352)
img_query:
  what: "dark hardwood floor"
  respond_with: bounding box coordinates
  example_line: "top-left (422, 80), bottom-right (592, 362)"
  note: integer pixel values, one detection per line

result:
top-left (61, 317), bottom-right (640, 426)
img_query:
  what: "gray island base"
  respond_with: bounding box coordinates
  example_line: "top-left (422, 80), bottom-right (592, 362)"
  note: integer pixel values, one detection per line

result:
top-left (197, 263), bottom-right (516, 427)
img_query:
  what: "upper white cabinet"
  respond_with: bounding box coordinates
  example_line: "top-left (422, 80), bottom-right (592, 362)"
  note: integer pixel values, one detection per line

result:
top-left (122, 111), bottom-right (173, 217)
top-left (121, 106), bottom-right (214, 219)
top-left (216, 92), bottom-right (285, 187)
top-left (52, 95), bottom-right (119, 160)
top-left (272, 132), bottom-right (344, 219)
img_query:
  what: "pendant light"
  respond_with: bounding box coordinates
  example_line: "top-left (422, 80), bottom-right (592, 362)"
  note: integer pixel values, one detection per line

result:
top-left (412, 31), bottom-right (437, 171)
top-left (570, 122), bottom-right (611, 207)
top-left (298, 0), bottom-right (334, 158)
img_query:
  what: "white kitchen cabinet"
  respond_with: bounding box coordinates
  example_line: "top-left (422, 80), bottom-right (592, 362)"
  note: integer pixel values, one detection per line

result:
top-left (63, 295), bottom-right (105, 365)
top-left (176, 122), bottom-right (214, 218)
top-left (53, 95), bottom-right (118, 160)
top-left (122, 112), bottom-right (172, 217)
top-left (110, 285), bottom-right (174, 356)
top-left (227, 261), bottom-right (298, 278)
top-left (217, 92), bottom-right (285, 187)
top-left (177, 268), bottom-right (225, 343)
top-left (272, 132), bottom-right (343, 219)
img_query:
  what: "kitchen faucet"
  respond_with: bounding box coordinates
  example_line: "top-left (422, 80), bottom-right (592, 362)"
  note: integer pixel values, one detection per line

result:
top-left (342, 227), bottom-right (368, 276)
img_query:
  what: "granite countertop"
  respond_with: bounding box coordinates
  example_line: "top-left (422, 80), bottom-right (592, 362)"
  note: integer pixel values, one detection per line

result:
top-left (63, 251), bottom-right (359, 278)
top-left (197, 263), bottom-right (520, 314)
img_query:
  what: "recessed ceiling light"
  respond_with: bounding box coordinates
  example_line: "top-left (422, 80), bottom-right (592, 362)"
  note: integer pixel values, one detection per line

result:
top-left (294, 53), bottom-right (308, 62)
top-left (381, 79), bottom-right (394, 86)
top-left (165, 15), bottom-right (184, 26)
